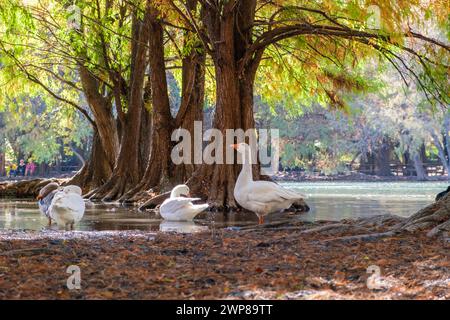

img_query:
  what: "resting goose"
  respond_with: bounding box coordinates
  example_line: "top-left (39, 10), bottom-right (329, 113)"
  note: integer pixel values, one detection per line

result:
top-left (159, 185), bottom-right (209, 221)
top-left (231, 142), bottom-right (306, 224)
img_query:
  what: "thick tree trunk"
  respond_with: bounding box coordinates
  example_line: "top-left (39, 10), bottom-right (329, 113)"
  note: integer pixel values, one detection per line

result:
top-left (78, 65), bottom-right (119, 168)
top-left (430, 132), bottom-right (449, 174)
top-left (412, 152), bottom-right (427, 181)
top-left (141, 11), bottom-right (174, 190)
top-left (138, 102), bottom-right (152, 178)
top-left (120, 9), bottom-right (174, 203)
top-left (375, 137), bottom-right (392, 176)
top-left (89, 3), bottom-right (151, 201)
top-left (172, 46), bottom-right (206, 184)
top-left (198, 6), bottom-right (242, 208)
top-left (186, 0), bottom-right (263, 209)
top-left (122, 2), bottom-right (206, 203)
top-left (69, 131), bottom-right (112, 193)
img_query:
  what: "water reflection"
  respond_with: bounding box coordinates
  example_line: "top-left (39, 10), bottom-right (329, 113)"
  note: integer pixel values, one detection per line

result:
top-left (159, 221), bottom-right (208, 233)
top-left (0, 181), bottom-right (444, 232)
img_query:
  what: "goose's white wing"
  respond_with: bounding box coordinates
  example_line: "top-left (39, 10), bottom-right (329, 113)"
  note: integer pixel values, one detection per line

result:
top-left (160, 197), bottom-right (199, 212)
top-left (246, 181), bottom-right (305, 203)
top-left (160, 197), bottom-right (207, 221)
top-left (49, 191), bottom-right (85, 224)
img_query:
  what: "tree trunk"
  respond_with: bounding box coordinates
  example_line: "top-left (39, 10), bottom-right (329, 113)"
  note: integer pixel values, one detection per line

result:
top-left (375, 137), bottom-right (392, 176)
top-left (186, 0), bottom-right (260, 209)
top-left (69, 131), bottom-right (112, 193)
top-left (430, 131), bottom-right (449, 174)
top-left (172, 41), bottom-right (206, 184)
top-left (122, 1), bottom-right (206, 203)
top-left (89, 3), bottom-right (151, 201)
top-left (138, 102), bottom-right (152, 178)
top-left (412, 152), bottom-right (427, 181)
top-left (0, 153), bottom-right (5, 176)
top-left (78, 65), bottom-right (119, 168)
top-left (119, 8), bottom-right (174, 203)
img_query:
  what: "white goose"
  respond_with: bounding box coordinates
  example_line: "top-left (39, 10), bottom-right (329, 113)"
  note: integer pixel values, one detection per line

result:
top-left (38, 184), bottom-right (85, 230)
top-left (231, 142), bottom-right (306, 224)
top-left (159, 185), bottom-right (209, 221)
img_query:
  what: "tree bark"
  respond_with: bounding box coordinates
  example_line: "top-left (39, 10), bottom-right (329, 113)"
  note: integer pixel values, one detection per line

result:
top-left (0, 153), bottom-right (5, 176)
top-left (89, 2), bottom-right (151, 201)
top-left (375, 137), bottom-right (392, 176)
top-left (78, 65), bottom-right (119, 168)
top-left (138, 94), bottom-right (152, 178)
top-left (120, 8), bottom-right (174, 203)
top-left (122, 1), bottom-right (206, 203)
top-left (186, 0), bottom-right (263, 209)
top-left (69, 130), bottom-right (112, 193)
top-left (430, 131), bottom-right (450, 174)
top-left (412, 152), bottom-right (427, 181)
top-left (172, 46), bottom-right (206, 183)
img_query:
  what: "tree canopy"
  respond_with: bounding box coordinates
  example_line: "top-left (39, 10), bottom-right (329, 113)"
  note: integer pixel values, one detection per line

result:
top-left (0, 0), bottom-right (448, 205)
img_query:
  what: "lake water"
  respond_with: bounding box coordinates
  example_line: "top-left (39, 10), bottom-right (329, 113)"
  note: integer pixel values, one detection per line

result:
top-left (0, 181), bottom-right (447, 232)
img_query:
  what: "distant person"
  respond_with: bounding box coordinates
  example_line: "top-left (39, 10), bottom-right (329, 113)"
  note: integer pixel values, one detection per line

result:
top-left (25, 159), bottom-right (37, 176)
top-left (5, 162), bottom-right (11, 177)
top-left (435, 186), bottom-right (450, 201)
top-left (10, 163), bottom-right (18, 177)
top-left (17, 159), bottom-right (26, 176)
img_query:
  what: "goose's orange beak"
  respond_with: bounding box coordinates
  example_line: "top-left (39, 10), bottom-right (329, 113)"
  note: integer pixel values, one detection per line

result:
top-left (36, 195), bottom-right (42, 200)
top-left (230, 144), bottom-right (238, 150)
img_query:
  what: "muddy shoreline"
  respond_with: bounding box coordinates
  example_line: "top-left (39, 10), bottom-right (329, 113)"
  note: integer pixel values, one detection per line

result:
top-left (0, 218), bottom-right (448, 300)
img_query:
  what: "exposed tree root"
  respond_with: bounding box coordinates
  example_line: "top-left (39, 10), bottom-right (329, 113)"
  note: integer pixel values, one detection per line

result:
top-left (299, 223), bottom-right (369, 235)
top-left (0, 247), bottom-right (61, 256)
top-left (0, 178), bottom-right (64, 198)
top-left (118, 181), bottom-right (150, 204)
top-left (138, 191), bottom-right (171, 210)
top-left (427, 219), bottom-right (450, 238)
top-left (88, 174), bottom-right (135, 202)
top-left (395, 193), bottom-right (450, 237)
top-left (324, 230), bottom-right (399, 243)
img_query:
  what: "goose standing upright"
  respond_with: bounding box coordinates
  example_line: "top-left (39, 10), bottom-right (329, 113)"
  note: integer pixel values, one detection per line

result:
top-left (43, 185), bottom-right (85, 230)
top-left (231, 142), bottom-right (306, 224)
top-left (159, 185), bottom-right (209, 221)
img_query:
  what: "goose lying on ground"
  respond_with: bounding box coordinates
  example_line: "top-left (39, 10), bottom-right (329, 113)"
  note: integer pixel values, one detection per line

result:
top-left (231, 142), bottom-right (307, 224)
top-left (38, 184), bottom-right (85, 230)
top-left (159, 184), bottom-right (209, 221)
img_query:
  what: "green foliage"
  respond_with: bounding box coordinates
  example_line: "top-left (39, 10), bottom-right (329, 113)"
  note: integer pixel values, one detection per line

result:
top-left (0, 0), bottom-right (448, 173)
top-left (0, 93), bottom-right (91, 163)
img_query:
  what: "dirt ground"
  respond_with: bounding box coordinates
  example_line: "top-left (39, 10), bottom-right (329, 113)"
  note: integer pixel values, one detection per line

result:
top-left (0, 221), bottom-right (448, 300)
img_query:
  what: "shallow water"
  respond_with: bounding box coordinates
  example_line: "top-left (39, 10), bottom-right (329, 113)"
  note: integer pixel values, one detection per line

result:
top-left (0, 181), bottom-right (447, 232)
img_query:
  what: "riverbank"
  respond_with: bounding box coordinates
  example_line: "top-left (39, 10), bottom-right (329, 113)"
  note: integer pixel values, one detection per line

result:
top-left (274, 171), bottom-right (450, 182)
top-left (0, 218), bottom-right (448, 299)
top-left (1, 173), bottom-right (448, 199)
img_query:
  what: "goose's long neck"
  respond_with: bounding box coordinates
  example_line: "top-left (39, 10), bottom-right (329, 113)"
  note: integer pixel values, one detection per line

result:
top-left (170, 187), bottom-right (182, 198)
top-left (237, 149), bottom-right (253, 184)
